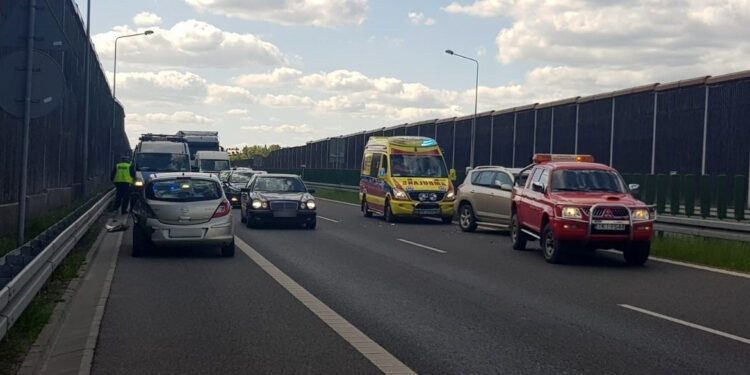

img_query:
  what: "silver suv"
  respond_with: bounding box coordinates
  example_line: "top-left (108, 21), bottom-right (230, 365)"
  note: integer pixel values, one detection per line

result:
top-left (454, 166), bottom-right (518, 232)
top-left (131, 172), bottom-right (235, 257)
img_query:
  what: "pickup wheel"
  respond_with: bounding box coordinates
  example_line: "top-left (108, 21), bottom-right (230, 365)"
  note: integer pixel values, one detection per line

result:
top-left (542, 223), bottom-right (567, 264)
top-left (362, 197), bottom-right (373, 217)
top-left (510, 213), bottom-right (527, 250)
top-left (458, 203), bottom-right (477, 232)
top-left (624, 242), bottom-right (650, 266)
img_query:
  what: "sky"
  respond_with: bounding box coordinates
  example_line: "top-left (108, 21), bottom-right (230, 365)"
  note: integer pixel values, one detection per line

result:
top-left (82, 0), bottom-right (750, 149)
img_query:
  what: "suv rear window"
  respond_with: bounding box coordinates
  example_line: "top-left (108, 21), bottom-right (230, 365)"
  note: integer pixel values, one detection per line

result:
top-left (146, 179), bottom-right (222, 202)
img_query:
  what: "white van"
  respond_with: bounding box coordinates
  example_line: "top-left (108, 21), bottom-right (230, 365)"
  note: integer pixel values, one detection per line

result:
top-left (133, 141), bottom-right (191, 186)
top-left (195, 151), bottom-right (230, 173)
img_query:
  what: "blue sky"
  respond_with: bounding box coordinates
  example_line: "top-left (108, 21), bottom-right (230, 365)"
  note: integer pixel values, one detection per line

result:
top-left (82, 0), bottom-right (750, 148)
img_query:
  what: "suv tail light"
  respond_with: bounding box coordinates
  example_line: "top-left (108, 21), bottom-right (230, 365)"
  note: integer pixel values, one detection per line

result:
top-left (212, 200), bottom-right (231, 218)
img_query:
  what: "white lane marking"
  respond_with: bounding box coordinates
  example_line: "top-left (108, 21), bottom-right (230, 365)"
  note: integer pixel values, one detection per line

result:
top-left (601, 249), bottom-right (750, 279)
top-left (396, 238), bottom-right (447, 254)
top-left (235, 237), bottom-right (416, 374)
top-left (619, 304), bottom-right (750, 345)
top-left (315, 197), bottom-right (360, 207)
top-left (318, 215), bottom-right (340, 223)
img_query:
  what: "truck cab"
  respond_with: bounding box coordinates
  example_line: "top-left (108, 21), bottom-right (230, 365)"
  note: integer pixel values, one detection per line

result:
top-left (132, 140), bottom-right (191, 188)
top-left (510, 154), bottom-right (654, 265)
top-left (195, 151), bottom-right (230, 174)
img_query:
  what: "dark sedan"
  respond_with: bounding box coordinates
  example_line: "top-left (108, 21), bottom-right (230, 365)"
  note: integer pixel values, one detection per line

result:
top-left (223, 169), bottom-right (267, 207)
top-left (240, 174), bottom-right (317, 229)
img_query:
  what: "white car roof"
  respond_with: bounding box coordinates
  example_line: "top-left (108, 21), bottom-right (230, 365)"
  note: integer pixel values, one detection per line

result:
top-left (149, 172), bottom-right (221, 181)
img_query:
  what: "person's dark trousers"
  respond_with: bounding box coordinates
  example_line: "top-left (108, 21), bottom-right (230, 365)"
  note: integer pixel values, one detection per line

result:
top-left (113, 183), bottom-right (131, 214)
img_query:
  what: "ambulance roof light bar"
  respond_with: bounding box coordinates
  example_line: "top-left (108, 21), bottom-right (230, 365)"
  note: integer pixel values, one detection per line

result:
top-left (533, 154), bottom-right (595, 163)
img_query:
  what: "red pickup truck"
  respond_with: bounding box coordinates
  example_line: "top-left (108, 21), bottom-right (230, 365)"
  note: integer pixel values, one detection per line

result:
top-left (510, 154), bottom-right (654, 265)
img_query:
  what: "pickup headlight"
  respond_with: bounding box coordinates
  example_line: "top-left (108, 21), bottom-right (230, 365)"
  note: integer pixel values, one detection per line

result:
top-left (631, 208), bottom-right (651, 221)
top-left (561, 207), bottom-right (582, 219)
top-left (392, 188), bottom-right (409, 200)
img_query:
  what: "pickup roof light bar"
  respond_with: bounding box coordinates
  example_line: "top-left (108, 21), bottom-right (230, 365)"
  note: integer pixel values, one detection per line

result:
top-left (533, 154), bottom-right (595, 163)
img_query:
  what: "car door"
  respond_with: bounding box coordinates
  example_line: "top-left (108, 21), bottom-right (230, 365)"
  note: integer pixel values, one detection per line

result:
top-left (471, 171), bottom-right (494, 220)
top-left (489, 171), bottom-right (514, 225)
top-left (524, 168), bottom-right (549, 233)
top-left (517, 167), bottom-right (542, 230)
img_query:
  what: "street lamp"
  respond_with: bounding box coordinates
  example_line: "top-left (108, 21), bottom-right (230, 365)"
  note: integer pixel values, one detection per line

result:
top-left (445, 49), bottom-right (479, 168)
top-left (109, 30), bottom-right (153, 168)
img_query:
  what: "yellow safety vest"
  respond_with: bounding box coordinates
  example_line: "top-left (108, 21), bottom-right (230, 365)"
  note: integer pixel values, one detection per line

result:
top-left (113, 162), bottom-right (133, 184)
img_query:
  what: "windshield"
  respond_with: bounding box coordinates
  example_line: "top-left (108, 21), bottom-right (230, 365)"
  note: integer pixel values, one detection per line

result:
top-left (146, 179), bottom-right (221, 202)
top-left (253, 177), bottom-right (306, 193)
top-left (391, 155), bottom-right (448, 178)
top-left (135, 153), bottom-right (190, 172)
top-left (199, 159), bottom-right (230, 172)
top-left (229, 172), bottom-right (256, 183)
top-left (551, 169), bottom-right (627, 193)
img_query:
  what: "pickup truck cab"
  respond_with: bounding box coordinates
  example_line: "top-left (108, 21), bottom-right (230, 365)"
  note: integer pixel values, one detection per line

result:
top-left (510, 154), bottom-right (654, 265)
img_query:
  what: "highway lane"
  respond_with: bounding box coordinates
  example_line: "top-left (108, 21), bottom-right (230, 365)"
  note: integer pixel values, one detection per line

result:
top-left (236, 199), bottom-right (750, 374)
top-left (91, 223), bottom-right (380, 374)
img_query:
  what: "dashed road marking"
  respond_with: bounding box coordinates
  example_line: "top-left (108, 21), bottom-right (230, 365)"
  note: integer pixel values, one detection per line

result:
top-left (318, 216), bottom-right (340, 223)
top-left (235, 237), bottom-right (416, 374)
top-left (397, 239), bottom-right (447, 254)
top-left (619, 304), bottom-right (750, 345)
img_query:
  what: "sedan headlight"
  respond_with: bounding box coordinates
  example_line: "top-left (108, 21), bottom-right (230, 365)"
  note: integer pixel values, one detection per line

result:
top-left (561, 206), bottom-right (582, 219)
top-left (631, 208), bottom-right (651, 221)
top-left (393, 188), bottom-right (409, 200)
top-left (251, 199), bottom-right (263, 209)
top-left (306, 200), bottom-right (316, 209)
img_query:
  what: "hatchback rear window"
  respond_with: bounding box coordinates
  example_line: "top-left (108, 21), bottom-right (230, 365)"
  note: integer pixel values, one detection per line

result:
top-left (146, 179), bottom-right (222, 202)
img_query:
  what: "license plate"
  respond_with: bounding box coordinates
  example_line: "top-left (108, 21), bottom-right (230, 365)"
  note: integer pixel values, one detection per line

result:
top-left (595, 224), bottom-right (626, 231)
top-left (169, 228), bottom-right (203, 238)
top-left (273, 210), bottom-right (297, 218)
top-left (415, 208), bottom-right (440, 215)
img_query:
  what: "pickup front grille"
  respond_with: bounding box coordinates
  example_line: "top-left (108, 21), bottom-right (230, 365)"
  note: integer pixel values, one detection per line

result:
top-left (591, 206), bottom-right (629, 219)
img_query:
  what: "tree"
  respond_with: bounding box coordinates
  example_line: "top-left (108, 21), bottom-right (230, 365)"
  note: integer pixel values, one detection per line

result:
top-left (230, 144), bottom-right (281, 161)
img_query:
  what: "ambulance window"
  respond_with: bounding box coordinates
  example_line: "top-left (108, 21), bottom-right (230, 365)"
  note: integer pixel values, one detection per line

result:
top-left (381, 155), bottom-right (388, 173)
top-left (362, 153), bottom-right (373, 176)
top-left (370, 154), bottom-right (382, 178)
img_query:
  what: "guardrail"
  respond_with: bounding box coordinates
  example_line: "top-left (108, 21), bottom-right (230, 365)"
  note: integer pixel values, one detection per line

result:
top-left (306, 182), bottom-right (750, 242)
top-left (0, 189), bottom-right (113, 340)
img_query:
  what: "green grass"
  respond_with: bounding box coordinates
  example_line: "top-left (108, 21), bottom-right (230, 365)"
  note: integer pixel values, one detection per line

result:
top-left (312, 188), bottom-right (360, 205)
top-left (0, 216), bottom-right (105, 375)
top-left (652, 234), bottom-right (750, 273)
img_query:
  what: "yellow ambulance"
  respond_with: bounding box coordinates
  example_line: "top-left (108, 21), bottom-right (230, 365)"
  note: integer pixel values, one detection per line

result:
top-left (360, 136), bottom-right (457, 223)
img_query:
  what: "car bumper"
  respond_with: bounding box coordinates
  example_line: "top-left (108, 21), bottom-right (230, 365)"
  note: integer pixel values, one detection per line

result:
top-left (390, 201), bottom-right (455, 218)
top-left (551, 218), bottom-right (654, 244)
top-left (247, 210), bottom-right (317, 224)
top-left (144, 218), bottom-right (234, 247)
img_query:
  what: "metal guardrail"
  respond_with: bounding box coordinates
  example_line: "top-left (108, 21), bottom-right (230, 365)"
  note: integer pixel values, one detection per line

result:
top-left (306, 182), bottom-right (750, 242)
top-left (0, 189), bottom-right (113, 340)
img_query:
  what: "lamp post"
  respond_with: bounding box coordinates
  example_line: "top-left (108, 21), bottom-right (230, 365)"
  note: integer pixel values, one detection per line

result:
top-left (445, 49), bottom-right (479, 168)
top-left (109, 30), bottom-right (153, 167)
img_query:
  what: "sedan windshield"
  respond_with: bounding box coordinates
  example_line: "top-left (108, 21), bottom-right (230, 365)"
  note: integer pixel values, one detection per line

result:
top-left (391, 155), bottom-right (448, 178)
top-left (253, 177), bottom-right (306, 193)
top-left (551, 169), bottom-right (627, 193)
top-left (200, 159), bottom-right (230, 172)
top-left (229, 172), bottom-right (255, 183)
top-left (135, 153), bottom-right (190, 172)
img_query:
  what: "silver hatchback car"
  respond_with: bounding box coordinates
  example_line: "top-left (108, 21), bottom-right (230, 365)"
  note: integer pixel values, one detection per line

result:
top-left (454, 166), bottom-right (521, 232)
top-left (131, 172), bottom-right (235, 257)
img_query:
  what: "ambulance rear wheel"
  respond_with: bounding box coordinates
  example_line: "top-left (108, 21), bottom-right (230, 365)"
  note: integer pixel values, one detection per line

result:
top-left (362, 197), bottom-right (373, 217)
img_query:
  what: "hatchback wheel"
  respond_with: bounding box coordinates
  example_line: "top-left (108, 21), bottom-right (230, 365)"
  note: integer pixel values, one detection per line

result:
top-left (542, 224), bottom-right (567, 264)
top-left (132, 227), bottom-right (150, 257)
top-left (459, 203), bottom-right (477, 232)
top-left (510, 214), bottom-right (527, 250)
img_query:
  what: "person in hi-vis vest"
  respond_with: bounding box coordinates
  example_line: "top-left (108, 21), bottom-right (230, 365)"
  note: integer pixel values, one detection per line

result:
top-left (111, 156), bottom-right (135, 214)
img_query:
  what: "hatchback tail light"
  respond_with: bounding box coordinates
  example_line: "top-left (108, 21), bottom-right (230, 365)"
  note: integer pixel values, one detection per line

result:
top-left (212, 200), bottom-right (231, 218)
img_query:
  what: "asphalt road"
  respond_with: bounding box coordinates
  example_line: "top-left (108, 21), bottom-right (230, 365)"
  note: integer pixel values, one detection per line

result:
top-left (93, 199), bottom-right (750, 374)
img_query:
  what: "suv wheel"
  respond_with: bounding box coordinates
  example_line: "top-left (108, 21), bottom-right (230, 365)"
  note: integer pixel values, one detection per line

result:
top-left (510, 213), bottom-right (527, 250)
top-left (362, 197), bottom-right (373, 217)
top-left (221, 240), bottom-right (235, 257)
top-left (624, 242), bottom-right (650, 266)
top-left (459, 203), bottom-right (477, 232)
top-left (542, 223), bottom-right (566, 264)
top-left (384, 199), bottom-right (395, 223)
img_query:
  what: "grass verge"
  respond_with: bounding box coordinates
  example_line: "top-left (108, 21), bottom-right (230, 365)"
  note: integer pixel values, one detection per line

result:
top-left (0, 215), bottom-right (106, 375)
top-left (313, 188), bottom-right (360, 205)
top-left (652, 234), bottom-right (750, 273)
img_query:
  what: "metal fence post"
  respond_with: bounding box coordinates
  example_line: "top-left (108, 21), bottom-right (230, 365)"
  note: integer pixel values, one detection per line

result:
top-left (532, 109), bottom-right (537, 154)
top-left (574, 103), bottom-right (579, 153)
top-left (609, 97), bottom-right (615, 166)
top-left (550, 107), bottom-right (555, 153)
top-left (82, 0), bottom-right (92, 195)
top-left (17, 0), bottom-right (38, 246)
top-left (701, 85), bottom-right (710, 175)
top-left (489, 114), bottom-right (494, 164)
top-left (511, 112), bottom-right (517, 167)
top-left (651, 92), bottom-right (658, 174)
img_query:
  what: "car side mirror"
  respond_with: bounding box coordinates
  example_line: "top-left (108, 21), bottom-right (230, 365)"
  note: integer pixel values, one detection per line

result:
top-left (531, 181), bottom-right (544, 193)
top-left (500, 183), bottom-right (513, 192)
top-left (308, 189), bottom-right (316, 194)
top-left (448, 168), bottom-right (457, 181)
top-left (628, 183), bottom-right (640, 194)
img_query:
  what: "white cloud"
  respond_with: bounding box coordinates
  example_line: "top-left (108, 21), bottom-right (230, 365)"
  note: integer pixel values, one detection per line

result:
top-left (184, 0), bottom-right (369, 27)
top-left (258, 94), bottom-right (316, 108)
top-left (408, 12), bottom-right (436, 26)
top-left (227, 109), bottom-right (249, 116)
top-left (133, 12), bottom-right (162, 27)
top-left (241, 124), bottom-right (314, 134)
top-left (299, 69), bottom-right (402, 93)
top-left (114, 70), bottom-right (208, 104)
top-left (92, 19), bottom-right (286, 69)
top-left (205, 84), bottom-right (255, 104)
top-left (127, 111), bottom-right (216, 127)
top-left (233, 67), bottom-right (303, 87)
